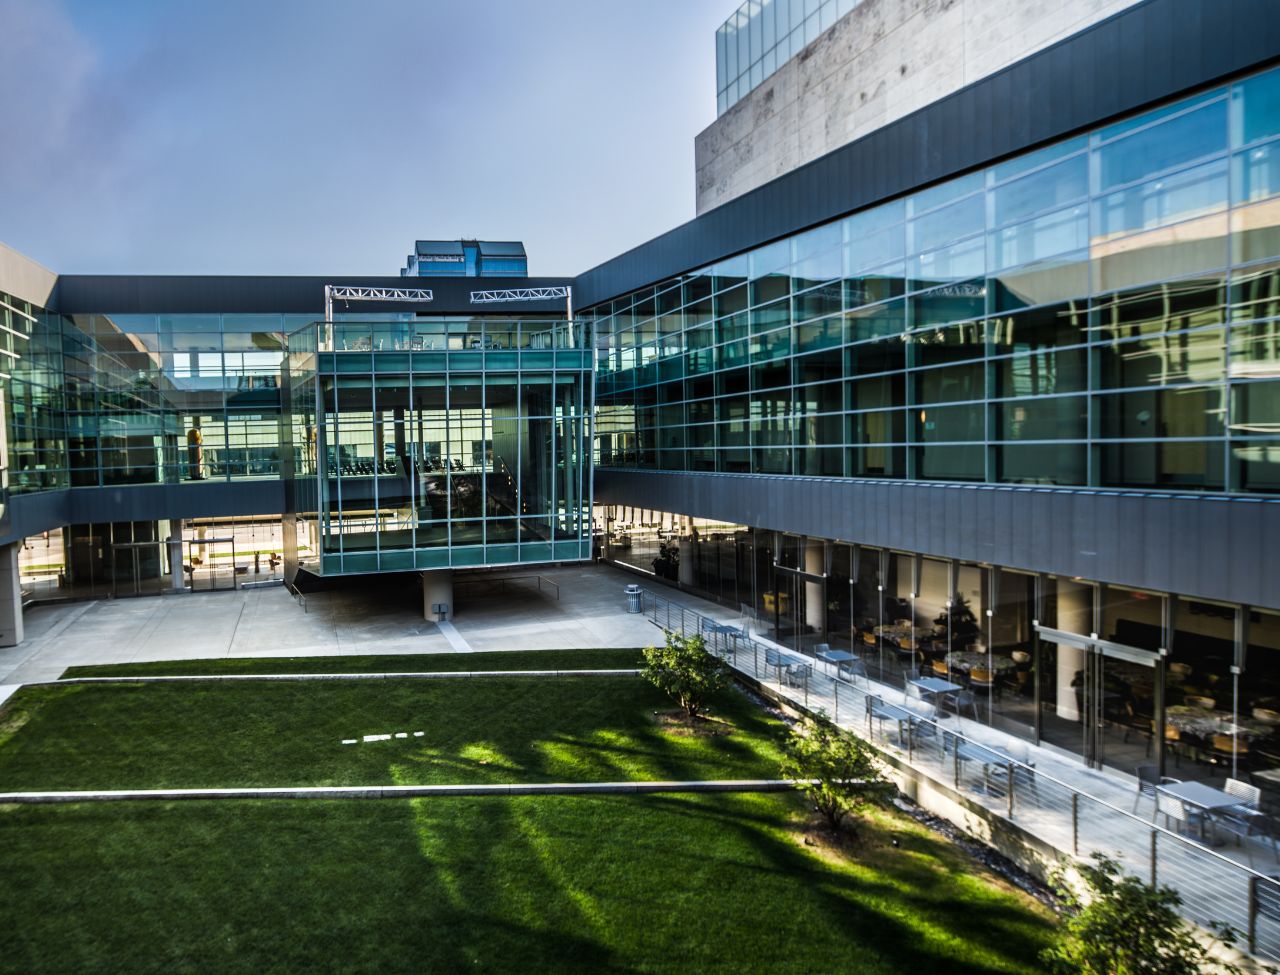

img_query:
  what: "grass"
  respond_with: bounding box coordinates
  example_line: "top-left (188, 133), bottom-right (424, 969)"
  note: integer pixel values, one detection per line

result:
top-left (0, 794), bottom-right (1055, 975)
top-left (60, 647), bottom-right (646, 678)
top-left (0, 653), bottom-right (1058, 972)
top-left (0, 676), bottom-right (782, 791)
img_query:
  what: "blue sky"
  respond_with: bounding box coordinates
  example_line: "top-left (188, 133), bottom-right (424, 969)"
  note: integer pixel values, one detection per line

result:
top-left (0, 0), bottom-right (727, 276)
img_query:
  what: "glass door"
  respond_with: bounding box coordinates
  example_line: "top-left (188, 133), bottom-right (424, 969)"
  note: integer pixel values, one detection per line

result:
top-left (1038, 624), bottom-right (1160, 771)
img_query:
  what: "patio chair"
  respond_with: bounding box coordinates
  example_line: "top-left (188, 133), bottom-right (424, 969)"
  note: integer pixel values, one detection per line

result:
top-left (950, 689), bottom-right (980, 721)
top-left (1227, 777), bottom-right (1263, 810)
top-left (841, 658), bottom-right (868, 687)
top-left (813, 643), bottom-right (831, 657)
top-left (782, 662), bottom-right (812, 689)
top-left (1212, 800), bottom-right (1279, 865)
top-left (1156, 790), bottom-right (1207, 839)
top-left (865, 693), bottom-right (903, 730)
top-left (1132, 765), bottom-right (1179, 819)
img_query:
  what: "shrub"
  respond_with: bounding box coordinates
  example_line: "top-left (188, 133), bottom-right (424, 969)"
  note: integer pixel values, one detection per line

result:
top-left (1042, 853), bottom-right (1245, 975)
top-left (641, 632), bottom-right (727, 722)
top-left (780, 716), bottom-right (893, 836)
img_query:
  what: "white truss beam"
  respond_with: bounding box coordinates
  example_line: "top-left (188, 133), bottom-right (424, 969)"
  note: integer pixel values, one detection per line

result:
top-left (469, 287), bottom-right (569, 303)
top-left (323, 286), bottom-right (434, 321)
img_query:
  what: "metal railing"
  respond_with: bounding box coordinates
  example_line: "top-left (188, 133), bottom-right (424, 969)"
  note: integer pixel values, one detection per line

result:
top-left (635, 585), bottom-right (1280, 961)
top-left (284, 579), bottom-right (308, 614)
top-left (455, 575), bottom-right (560, 601)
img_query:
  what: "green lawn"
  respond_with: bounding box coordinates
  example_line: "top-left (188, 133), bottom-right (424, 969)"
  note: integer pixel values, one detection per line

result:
top-left (0, 676), bottom-right (782, 791)
top-left (0, 794), bottom-right (1054, 975)
top-left (60, 647), bottom-right (645, 678)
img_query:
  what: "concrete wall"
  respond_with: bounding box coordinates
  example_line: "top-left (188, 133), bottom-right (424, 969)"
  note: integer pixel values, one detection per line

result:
top-left (0, 241), bottom-right (56, 308)
top-left (695, 0), bottom-right (1140, 214)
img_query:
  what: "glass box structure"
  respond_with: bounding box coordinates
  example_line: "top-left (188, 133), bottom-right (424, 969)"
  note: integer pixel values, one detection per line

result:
top-left (284, 318), bottom-right (592, 576)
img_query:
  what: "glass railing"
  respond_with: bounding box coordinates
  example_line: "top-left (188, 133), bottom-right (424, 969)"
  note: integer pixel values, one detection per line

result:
top-left (635, 584), bottom-right (1280, 963)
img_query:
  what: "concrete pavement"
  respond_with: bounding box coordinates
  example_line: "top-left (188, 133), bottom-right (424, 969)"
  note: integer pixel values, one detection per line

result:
top-left (0, 564), bottom-right (690, 684)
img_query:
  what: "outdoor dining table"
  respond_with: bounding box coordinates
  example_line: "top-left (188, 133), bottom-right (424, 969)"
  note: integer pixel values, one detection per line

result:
top-left (816, 648), bottom-right (858, 676)
top-left (1156, 780), bottom-right (1242, 840)
top-left (702, 621), bottom-right (745, 652)
top-left (909, 676), bottom-right (962, 717)
top-left (764, 648), bottom-right (808, 684)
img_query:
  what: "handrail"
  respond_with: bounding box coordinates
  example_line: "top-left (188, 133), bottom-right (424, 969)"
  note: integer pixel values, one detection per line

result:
top-left (284, 579), bottom-right (307, 614)
top-left (454, 575), bottom-right (560, 601)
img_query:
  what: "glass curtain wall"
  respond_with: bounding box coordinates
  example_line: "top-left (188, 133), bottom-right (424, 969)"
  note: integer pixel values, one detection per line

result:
top-left (59, 313), bottom-right (299, 487)
top-left (589, 64), bottom-right (1280, 497)
top-left (716, 0), bottom-right (863, 115)
top-left (602, 504), bottom-right (1280, 788)
top-left (286, 320), bottom-right (591, 575)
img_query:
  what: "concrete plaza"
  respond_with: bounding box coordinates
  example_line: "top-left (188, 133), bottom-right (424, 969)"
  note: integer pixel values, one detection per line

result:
top-left (0, 563), bottom-right (703, 685)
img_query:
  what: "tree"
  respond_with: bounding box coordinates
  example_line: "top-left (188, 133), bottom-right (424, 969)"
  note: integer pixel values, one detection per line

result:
top-left (780, 716), bottom-right (893, 836)
top-left (1042, 853), bottom-right (1246, 975)
top-left (641, 632), bottom-right (727, 722)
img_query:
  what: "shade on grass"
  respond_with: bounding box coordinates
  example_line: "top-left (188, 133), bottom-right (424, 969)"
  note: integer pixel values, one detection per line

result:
top-left (0, 677), bottom-right (784, 791)
top-left (0, 793), bottom-right (1054, 975)
top-left (60, 647), bottom-right (646, 679)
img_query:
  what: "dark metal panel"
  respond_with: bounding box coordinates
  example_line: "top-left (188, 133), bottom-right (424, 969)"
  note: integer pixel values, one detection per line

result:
top-left (53, 275), bottom-right (572, 316)
top-left (595, 470), bottom-right (1280, 610)
top-left (67, 481), bottom-right (285, 523)
top-left (574, 0), bottom-right (1280, 309)
top-left (0, 491), bottom-right (72, 546)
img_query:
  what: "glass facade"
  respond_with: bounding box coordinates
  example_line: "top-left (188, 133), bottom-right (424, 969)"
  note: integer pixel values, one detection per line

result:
top-left (0, 308), bottom-right (304, 494)
top-left (715, 0), bottom-right (863, 115)
top-left (284, 319), bottom-right (593, 575)
top-left (591, 66), bottom-right (1280, 495)
top-left (601, 504), bottom-right (1280, 787)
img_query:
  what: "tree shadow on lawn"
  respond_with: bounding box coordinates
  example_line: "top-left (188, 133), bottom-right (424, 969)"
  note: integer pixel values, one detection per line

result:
top-left (0, 799), bottom-right (634, 975)
top-left (630, 793), bottom-right (1055, 974)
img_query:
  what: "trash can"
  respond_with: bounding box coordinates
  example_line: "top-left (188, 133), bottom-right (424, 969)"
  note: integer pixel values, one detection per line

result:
top-left (625, 584), bottom-right (643, 614)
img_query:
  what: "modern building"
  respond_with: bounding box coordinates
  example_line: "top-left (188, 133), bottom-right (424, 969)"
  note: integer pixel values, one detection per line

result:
top-left (400, 240), bottom-right (529, 278)
top-left (0, 0), bottom-right (1278, 794)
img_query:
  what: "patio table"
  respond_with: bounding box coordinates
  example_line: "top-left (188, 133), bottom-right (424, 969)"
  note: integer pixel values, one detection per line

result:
top-left (817, 648), bottom-right (862, 683)
top-left (1157, 780), bottom-right (1241, 840)
top-left (909, 676), bottom-right (962, 717)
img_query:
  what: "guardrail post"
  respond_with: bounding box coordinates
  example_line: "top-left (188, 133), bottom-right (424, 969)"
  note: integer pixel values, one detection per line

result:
top-left (1249, 877), bottom-right (1259, 954)
top-left (833, 681), bottom-right (839, 724)
top-left (1071, 793), bottom-right (1079, 855)
top-left (1150, 830), bottom-right (1158, 888)
top-left (1006, 761), bottom-right (1015, 817)
top-left (953, 747), bottom-right (960, 788)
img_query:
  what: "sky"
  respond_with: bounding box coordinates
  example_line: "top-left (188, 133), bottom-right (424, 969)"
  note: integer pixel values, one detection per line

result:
top-left (0, 0), bottom-right (728, 277)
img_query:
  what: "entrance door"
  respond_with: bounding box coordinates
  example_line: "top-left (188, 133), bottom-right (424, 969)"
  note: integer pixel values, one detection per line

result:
top-left (1037, 625), bottom-right (1160, 771)
top-left (110, 541), bottom-right (165, 598)
top-left (186, 536), bottom-right (238, 592)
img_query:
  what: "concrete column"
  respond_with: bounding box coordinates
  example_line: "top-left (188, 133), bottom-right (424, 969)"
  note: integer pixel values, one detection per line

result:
top-left (804, 540), bottom-right (826, 636)
top-left (167, 520), bottom-right (185, 592)
top-left (1055, 584), bottom-right (1093, 721)
top-left (0, 542), bottom-right (24, 647)
top-left (422, 570), bottom-right (454, 622)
